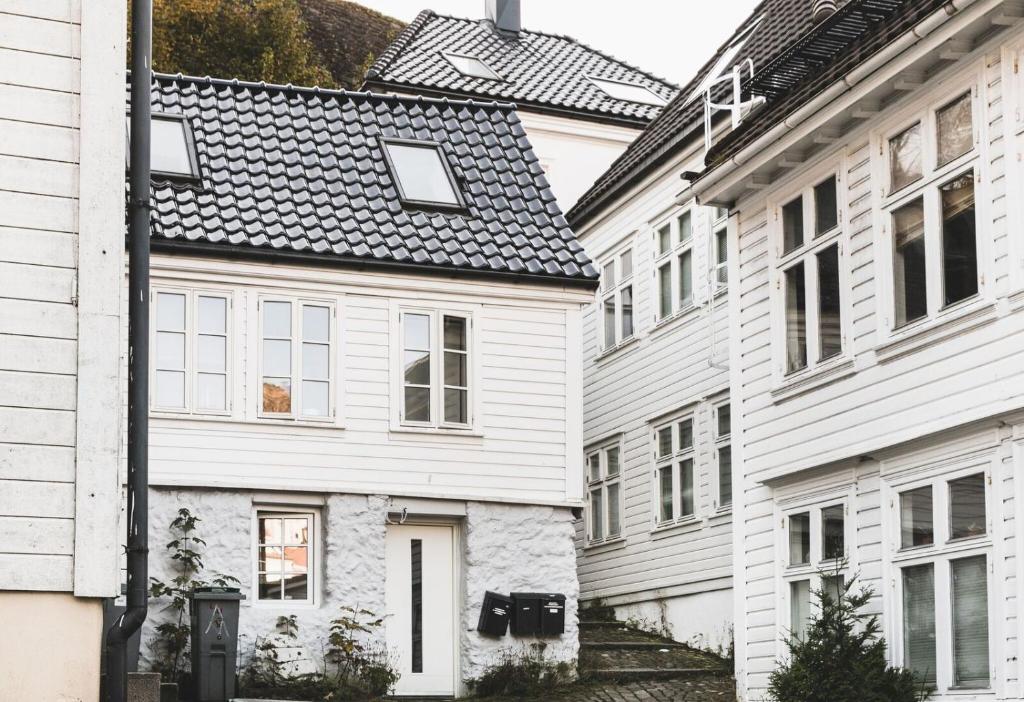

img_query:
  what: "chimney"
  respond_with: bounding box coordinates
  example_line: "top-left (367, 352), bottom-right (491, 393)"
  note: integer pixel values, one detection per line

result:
top-left (486, 0), bottom-right (521, 33)
top-left (812, 0), bottom-right (838, 23)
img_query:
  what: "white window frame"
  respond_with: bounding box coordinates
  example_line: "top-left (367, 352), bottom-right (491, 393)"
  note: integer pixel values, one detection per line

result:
top-left (442, 51), bottom-right (503, 81)
top-left (713, 399), bottom-right (732, 511)
top-left (599, 242), bottom-right (636, 351)
top-left (151, 286), bottom-right (233, 416)
top-left (769, 159), bottom-right (850, 380)
top-left (586, 75), bottom-right (667, 106)
top-left (711, 207), bottom-right (729, 293)
top-left (874, 70), bottom-right (987, 338)
top-left (251, 505), bottom-right (320, 608)
top-left (585, 439), bottom-right (624, 545)
top-left (884, 460), bottom-right (997, 694)
top-left (652, 208), bottom-right (697, 324)
top-left (392, 305), bottom-right (478, 432)
top-left (651, 409), bottom-right (698, 528)
top-left (257, 295), bottom-right (337, 422)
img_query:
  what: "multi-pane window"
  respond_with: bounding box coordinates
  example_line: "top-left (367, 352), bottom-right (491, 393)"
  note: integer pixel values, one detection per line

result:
top-left (587, 443), bottom-right (622, 543)
top-left (893, 469), bottom-right (991, 691)
top-left (255, 509), bottom-right (315, 604)
top-left (653, 210), bottom-right (695, 322)
top-left (885, 89), bottom-right (979, 329)
top-left (601, 247), bottom-right (635, 350)
top-left (777, 174), bottom-right (843, 374)
top-left (715, 402), bottom-right (732, 508)
top-left (400, 310), bottom-right (472, 427)
top-left (653, 414), bottom-right (695, 525)
top-left (153, 289), bottom-right (231, 413)
top-left (712, 208), bottom-right (729, 289)
top-left (261, 299), bottom-right (333, 419)
top-left (782, 500), bottom-right (848, 641)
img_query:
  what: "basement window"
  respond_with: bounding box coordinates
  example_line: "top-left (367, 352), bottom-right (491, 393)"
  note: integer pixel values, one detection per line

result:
top-left (588, 77), bottom-right (667, 106)
top-left (443, 52), bottom-right (502, 80)
top-left (383, 139), bottom-right (463, 209)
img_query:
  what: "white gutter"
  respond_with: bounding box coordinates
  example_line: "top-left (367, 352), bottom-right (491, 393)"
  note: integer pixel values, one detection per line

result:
top-left (692, 0), bottom-right (984, 201)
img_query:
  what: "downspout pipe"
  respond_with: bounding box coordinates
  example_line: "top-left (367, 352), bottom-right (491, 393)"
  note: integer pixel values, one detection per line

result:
top-left (105, 0), bottom-right (151, 700)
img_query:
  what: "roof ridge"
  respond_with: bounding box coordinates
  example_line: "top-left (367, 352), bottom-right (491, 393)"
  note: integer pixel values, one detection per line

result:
top-left (364, 8), bottom-right (436, 81)
top-left (150, 71), bottom-right (518, 112)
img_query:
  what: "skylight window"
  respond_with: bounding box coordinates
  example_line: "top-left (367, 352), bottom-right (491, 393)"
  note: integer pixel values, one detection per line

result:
top-left (443, 52), bottom-right (502, 81)
top-left (383, 140), bottom-right (462, 208)
top-left (150, 114), bottom-right (198, 178)
top-left (588, 77), bottom-right (667, 107)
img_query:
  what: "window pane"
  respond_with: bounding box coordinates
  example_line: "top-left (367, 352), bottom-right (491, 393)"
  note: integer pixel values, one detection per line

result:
top-left (890, 122), bottom-right (922, 192)
top-left (445, 53), bottom-right (500, 80)
top-left (782, 197), bottom-right (804, 254)
top-left (303, 343), bottom-right (329, 380)
top-left (718, 445), bottom-right (732, 506)
top-left (941, 171), bottom-right (978, 306)
top-left (785, 262), bottom-right (807, 373)
top-left (950, 473), bottom-right (986, 539)
top-left (952, 555), bottom-right (989, 688)
top-left (302, 380), bottom-right (329, 416)
top-left (404, 386), bottom-right (430, 422)
top-left (196, 373), bottom-right (226, 411)
top-left (607, 483), bottom-right (621, 537)
top-left (603, 297), bottom-right (616, 348)
top-left (404, 314), bottom-right (430, 351)
top-left (621, 250), bottom-right (633, 278)
top-left (817, 244), bottom-right (842, 361)
top-left (658, 224), bottom-right (671, 255)
top-left (822, 505), bottom-right (845, 560)
top-left (790, 580), bottom-right (811, 641)
top-left (789, 512), bottom-right (811, 565)
top-left (259, 516), bottom-right (282, 543)
top-left (410, 539), bottom-right (423, 672)
top-left (281, 569), bottom-right (309, 601)
top-left (822, 574), bottom-right (845, 603)
top-left (657, 427), bottom-right (672, 458)
top-left (263, 339), bottom-right (291, 377)
top-left (443, 351), bottom-right (467, 387)
top-left (590, 77), bottom-right (667, 106)
top-left (157, 292), bottom-right (185, 330)
top-left (937, 92), bottom-right (973, 167)
top-left (716, 228), bottom-right (728, 265)
top-left (262, 378), bottom-right (291, 413)
top-left (679, 250), bottom-right (693, 306)
top-left (302, 305), bottom-right (330, 343)
top-left (444, 388), bottom-right (468, 424)
top-left (198, 335), bottom-right (225, 373)
top-left (900, 486), bottom-right (934, 548)
top-left (588, 454), bottom-right (601, 482)
top-left (606, 447), bottom-right (620, 477)
top-left (257, 545), bottom-right (281, 572)
top-left (678, 211), bottom-right (692, 242)
top-left (156, 370), bottom-right (185, 407)
top-left (893, 198), bottom-right (927, 327)
top-left (263, 301), bottom-right (291, 338)
top-left (284, 518), bottom-right (309, 545)
top-left (658, 263), bottom-right (672, 319)
top-left (678, 418), bottom-right (693, 450)
top-left (258, 572), bottom-right (279, 600)
top-left (680, 458), bottom-right (694, 517)
top-left (814, 176), bottom-right (838, 235)
top-left (385, 142), bottom-right (459, 205)
top-left (621, 285), bottom-right (633, 338)
top-left (590, 490), bottom-right (604, 540)
top-left (602, 262), bottom-right (615, 290)
top-left (903, 563), bottom-right (936, 686)
top-left (717, 404), bottom-right (731, 437)
top-left (659, 466), bottom-right (674, 523)
top-left (404, 350), bottom-right (430, 385)
top-left (151, 117), bottom-right (193, 176)
top-left (198, 296), bottom-right (226, 334)
top-left (443, 316), bottom-right (466, 351)
top-left (156, 331), bottom-right (185, 370)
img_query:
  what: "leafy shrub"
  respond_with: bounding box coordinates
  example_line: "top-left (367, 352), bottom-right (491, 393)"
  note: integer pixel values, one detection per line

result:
top-left (467, 643), bottom-right (572, 698)
top-left (768, 572), bottom-right (930, 702)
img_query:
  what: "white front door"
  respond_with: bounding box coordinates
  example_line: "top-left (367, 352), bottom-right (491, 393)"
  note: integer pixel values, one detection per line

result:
top-left (385, 524), bottom-right (456, 697)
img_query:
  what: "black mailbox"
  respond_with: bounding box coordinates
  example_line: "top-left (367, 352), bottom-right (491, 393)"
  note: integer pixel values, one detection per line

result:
top-left (476, 591), bottom-right (514, 636)
top-left (511, 592), bottom-right (566, 636)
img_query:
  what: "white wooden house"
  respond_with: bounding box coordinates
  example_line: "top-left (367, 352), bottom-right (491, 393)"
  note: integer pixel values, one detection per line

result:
top-left (0, 1), bottom-right (125, 699)
top-left (134, 72), bottom-right (597, 697)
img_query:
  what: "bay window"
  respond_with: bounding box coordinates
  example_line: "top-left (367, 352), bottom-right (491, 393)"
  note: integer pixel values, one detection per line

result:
top-left (653, 209), bottom-right (695, 322)
top-left (260, 298), bottom-right (334, 420)
top-left (153, 288), bottom-right (231, 413)
top-left (600, 247), bottom-right (635, 349)
top-left (587, 442), bottom-right (623, 543)
top-left (399, 309), bottom-right (472, 428)
top-left (884, 88), bottom-right (980, 329)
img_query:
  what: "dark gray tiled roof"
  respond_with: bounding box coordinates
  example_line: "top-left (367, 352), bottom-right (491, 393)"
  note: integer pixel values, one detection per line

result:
top-left (363, 10), bottom-right (678, 126)
top-left (139, 73), bottom-right (598, 285)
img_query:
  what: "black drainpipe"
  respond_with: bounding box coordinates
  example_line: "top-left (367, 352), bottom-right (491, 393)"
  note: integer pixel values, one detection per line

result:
top-left (105, 0), bottom-right (151, 700)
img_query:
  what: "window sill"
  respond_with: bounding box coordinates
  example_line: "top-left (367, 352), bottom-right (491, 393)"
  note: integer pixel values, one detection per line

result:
top-left (594, 335), bottom-right (640, 364)
top-left (247, 600), bottom-right (320, 611)
top-left (650, 517), bottom-right (702, 540)
top-left (582, 536), bottom-right (627, 553)
top-left (389, 425), bottom-right (484, 439)
top-left (710, 506), bottom-right (732, 523)
top-left (770, 357), bottom-right (856, 404)
top-left (650, 304), bottom-right (701, 338)
top-left (150, 412), bottom-right (344, 432)
top-left (876, 298), bottom-right (996, 364)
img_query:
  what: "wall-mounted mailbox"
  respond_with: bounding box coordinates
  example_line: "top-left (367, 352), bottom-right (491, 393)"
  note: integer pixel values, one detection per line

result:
top-left (476, 591), bottom-right (514, 636)
top-left (510, 592), bottom-right (565, 636)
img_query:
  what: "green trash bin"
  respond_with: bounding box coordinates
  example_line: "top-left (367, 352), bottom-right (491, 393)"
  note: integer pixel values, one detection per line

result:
top-left (189, 586), bottom-right (245, 702)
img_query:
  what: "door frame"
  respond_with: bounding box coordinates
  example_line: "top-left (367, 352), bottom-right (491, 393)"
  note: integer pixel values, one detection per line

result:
top-left (386, 516), bottom-right (465, 698)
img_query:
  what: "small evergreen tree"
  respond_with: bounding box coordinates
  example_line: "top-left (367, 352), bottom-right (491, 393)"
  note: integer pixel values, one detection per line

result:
top-left (768, 572), bottom-right (930, 702)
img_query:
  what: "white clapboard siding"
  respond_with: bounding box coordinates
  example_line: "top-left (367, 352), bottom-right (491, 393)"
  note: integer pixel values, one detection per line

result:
top-left (572, 143), bottom-right (734, 608)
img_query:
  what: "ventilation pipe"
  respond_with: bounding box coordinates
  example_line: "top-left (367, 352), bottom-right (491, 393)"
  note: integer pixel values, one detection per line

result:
top-left (105, 0), bottom-right (151, 699)
top-left (812, 0), bottom-right (838, 23)
top-left (486, 0), bottom-right (521, 33)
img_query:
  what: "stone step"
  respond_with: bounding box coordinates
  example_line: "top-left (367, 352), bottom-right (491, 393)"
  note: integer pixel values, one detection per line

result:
top-left (581, 667), bottom-right (728, 683)
top-left (580, 645), bottom-right (725, 673)
top-left (582, 640), bottom-right (688, 650)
